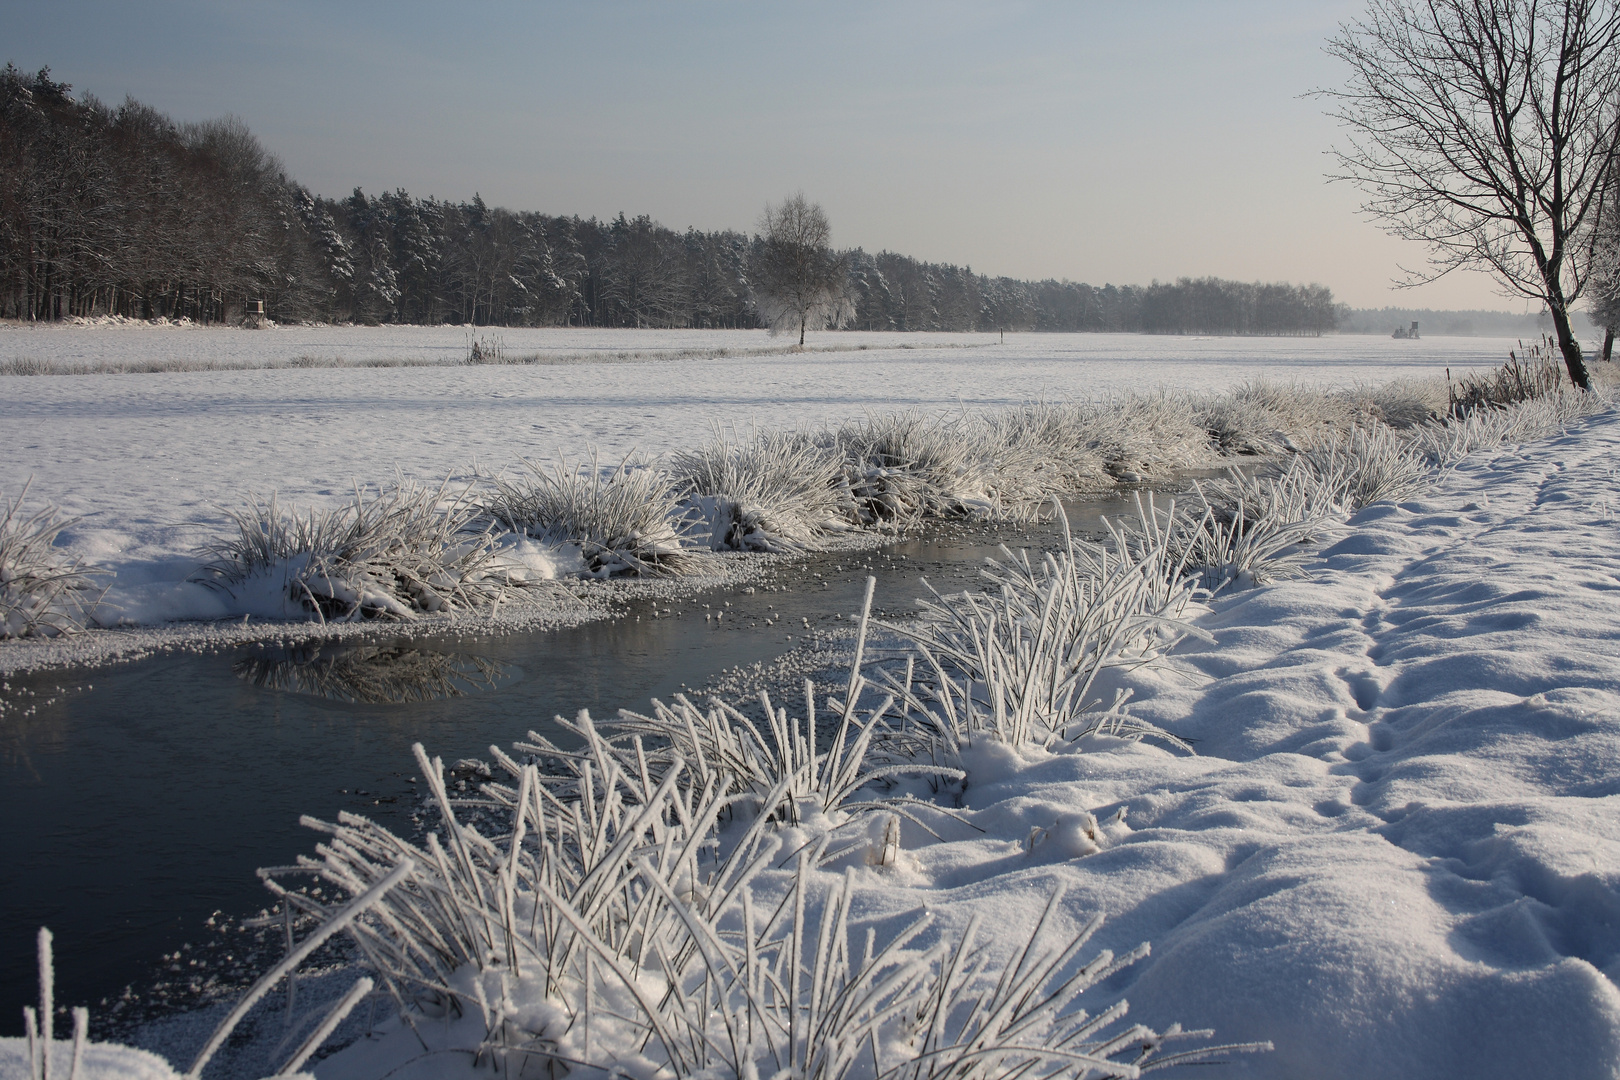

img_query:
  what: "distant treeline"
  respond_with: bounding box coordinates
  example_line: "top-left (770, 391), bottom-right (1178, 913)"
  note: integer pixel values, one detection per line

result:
top-left (1, 64), bottom-right (1338, 335)
top-left (1335, 307), bottom-right (1572, 337)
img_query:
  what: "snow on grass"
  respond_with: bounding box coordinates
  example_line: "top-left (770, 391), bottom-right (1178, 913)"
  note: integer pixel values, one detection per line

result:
top-left (242, 398), bottom-right (1620, 1076)
top-left (485, 454), bottom-right (706, 577)
top-left (884, 502), bottom-right (1207, 752)
top-left (194, 480), bottom-right (524, 620)
top-left (0, 481), bottom-right (105, 638)
top-left (238, 591), bottom-right (1262, 1080)
top-left (1, 330), bottom-right (1616, 670)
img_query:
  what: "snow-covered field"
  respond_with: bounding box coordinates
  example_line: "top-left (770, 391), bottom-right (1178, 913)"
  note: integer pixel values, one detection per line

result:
top-left (0, 325), bottom-right (1542, 650)
top-left (7, 378), bottom-right (1619, 1079)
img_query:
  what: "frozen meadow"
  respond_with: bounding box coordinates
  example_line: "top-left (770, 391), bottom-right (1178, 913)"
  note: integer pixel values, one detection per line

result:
top-left (3, 325), bottom-right (1619, 1080)
top-left (0, 324), bottom-right (1546, 654)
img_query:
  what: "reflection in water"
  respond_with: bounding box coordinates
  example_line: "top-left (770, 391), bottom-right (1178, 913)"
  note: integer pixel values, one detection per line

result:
top-left (233, 643), bottom-right (509, 704)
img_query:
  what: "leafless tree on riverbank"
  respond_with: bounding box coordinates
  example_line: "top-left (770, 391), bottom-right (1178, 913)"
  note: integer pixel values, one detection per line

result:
top-left (1323, 0), bottom-right (1620, 388)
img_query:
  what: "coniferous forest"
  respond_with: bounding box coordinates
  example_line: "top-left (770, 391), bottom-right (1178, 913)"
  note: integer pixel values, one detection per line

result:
top-left (0, 65), bottom-right (1340, 335)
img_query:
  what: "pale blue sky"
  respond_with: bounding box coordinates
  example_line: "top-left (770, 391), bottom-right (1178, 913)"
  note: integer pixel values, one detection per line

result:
top-left (5, 1), bottom-right (1531, 309)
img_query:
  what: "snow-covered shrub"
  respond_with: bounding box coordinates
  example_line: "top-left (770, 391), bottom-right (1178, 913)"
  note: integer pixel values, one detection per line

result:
top-left (1, 482), bottom-right (104, 638)
top-left (671, 428), bottom-right (855, 552)
top-left (486, 454), bottom-right (703, 576)
top-left (889, 505), bottom-right (1204, 750)
top-left (195, 479), bottom-right (517, 620)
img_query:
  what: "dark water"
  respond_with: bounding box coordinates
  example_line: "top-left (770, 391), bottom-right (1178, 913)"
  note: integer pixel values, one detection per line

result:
top-left (0, 492), bottom-right (1145, 1033)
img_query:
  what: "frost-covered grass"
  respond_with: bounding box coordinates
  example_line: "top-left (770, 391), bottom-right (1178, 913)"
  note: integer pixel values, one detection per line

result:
top-left (1445, 337), bottom-right (1567, 417)
top-left (119, 378), bottom-right (1605, 1073)
top-left (232, 594), bottom-right (1263, 1080)
top-left (5, 329), bottom-right (1617, 645)
top-left (886, 503), bottom-right (1206, 752)
top-left (486, 454), bottom-right (705, 576)
top-left (0, 482), bottom-right (105, 639)
top-left (1171, 469), bottom-right (1345, 590)
top-left (1417, 377), bottom-right (1620, 464)
top-left (0, 329), bottom-right (1562, 642)
top-left (672, 428), bottom-right (855, 552)
top-left (830, 411), bottom-right (1016, 524)
top-left (877, 376), bottom-right (1616, 763)
top-left (194, 480), bottom-right (521, 620)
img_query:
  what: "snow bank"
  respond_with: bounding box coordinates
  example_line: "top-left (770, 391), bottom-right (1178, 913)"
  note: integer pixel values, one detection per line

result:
top-left (867, 406), bottom-right (1620, 1077)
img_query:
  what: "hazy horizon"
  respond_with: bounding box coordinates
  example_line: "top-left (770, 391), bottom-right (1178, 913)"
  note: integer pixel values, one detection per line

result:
top-left (4, 0), bottom-right (1559, 313)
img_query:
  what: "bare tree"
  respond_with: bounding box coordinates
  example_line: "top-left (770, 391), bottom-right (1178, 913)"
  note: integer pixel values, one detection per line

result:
top-left (1323, 0), bottom-right (1620, 388)
top-left (751, 193), bottom-right (852, 345)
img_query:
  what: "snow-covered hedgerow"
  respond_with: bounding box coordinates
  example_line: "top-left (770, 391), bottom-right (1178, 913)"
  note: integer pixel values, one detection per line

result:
top-left (194, 480), bottom-right (519, 620)
top-left (671, 428), bottom-right (856, 552)
top-left (486, 453), bottom-right (705, 576)
top-left (0, 482), bottom-right (105, 638)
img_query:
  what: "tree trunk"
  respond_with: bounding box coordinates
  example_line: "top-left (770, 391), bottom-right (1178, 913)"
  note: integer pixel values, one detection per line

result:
top-left (799, 314), bottom-right (805, 347)
top-left (1605, 326), bottom-right (1615, 363)
top-left (1547, 303), bottom-right (1591, 389)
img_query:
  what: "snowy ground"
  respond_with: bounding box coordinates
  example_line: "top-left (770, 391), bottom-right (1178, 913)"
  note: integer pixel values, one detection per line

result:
top-left (0, 325), bottom-right (1544, 664)
top-left (8, 377), bottom-right (1618, 1079)
top-left (859, 406), bottom-right (1620, 1077)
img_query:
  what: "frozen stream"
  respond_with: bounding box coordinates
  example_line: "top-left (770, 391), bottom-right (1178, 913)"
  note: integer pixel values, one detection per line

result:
top-left (0, 491), bottom-right (1146, 1033)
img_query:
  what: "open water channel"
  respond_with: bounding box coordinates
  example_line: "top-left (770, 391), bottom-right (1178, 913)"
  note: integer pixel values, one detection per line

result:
top-left (0, 490), bottom-right (1156, 1033)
